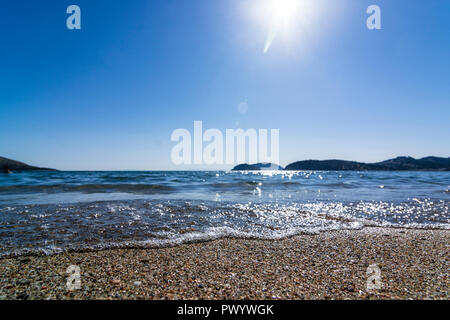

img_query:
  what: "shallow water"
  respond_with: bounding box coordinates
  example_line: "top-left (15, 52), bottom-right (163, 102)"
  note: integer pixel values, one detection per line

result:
top-left (0, 170), bottom-right (448, 256)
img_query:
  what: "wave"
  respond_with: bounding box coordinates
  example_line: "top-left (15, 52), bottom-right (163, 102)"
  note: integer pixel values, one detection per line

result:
top-left (0, 181), bottom-right (367, 195)
top-left (0, 198), bottom-right (448, 258)
top-left (2, 222), bottom-right (449, 259)
top-left (201, 181), bottom-right (362, 189)
top-left (0, 184), bottom-right (176, 194)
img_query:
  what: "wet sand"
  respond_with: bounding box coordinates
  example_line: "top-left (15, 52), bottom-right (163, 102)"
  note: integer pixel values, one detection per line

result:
top-left (0, 227), bottom-right (448, 300)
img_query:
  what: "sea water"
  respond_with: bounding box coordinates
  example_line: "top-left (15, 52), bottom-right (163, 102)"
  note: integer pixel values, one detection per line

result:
top-left (0, 170), bottom-right (448, 256)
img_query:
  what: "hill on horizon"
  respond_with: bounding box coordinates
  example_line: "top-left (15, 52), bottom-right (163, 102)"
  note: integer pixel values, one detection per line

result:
top-left (232, 163), bottom-right (284, 171)
top-left (2, 156), bottom-right (450, 172)
top-left (233, 156), bottom-right (450, 171)
top-left (0, 156), bottom-right (56, 172)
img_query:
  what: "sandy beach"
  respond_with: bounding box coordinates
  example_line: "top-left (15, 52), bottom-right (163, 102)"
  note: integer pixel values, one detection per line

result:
top-left (0, 227), bottom-right (448, 300)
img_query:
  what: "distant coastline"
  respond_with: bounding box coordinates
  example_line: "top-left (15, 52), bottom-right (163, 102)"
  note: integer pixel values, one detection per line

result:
top-left (232, 156), bottom-right (450, 171)
top-left (2, 155), bottom-right (450, 172)
top-left (0, 156), bottom-right (56, 172)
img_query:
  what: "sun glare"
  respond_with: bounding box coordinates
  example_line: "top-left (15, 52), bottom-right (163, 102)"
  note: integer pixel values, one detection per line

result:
top-left (252, 0), bottom-right (318, 53)
top-left (268, 0), bottom-right (300, 27)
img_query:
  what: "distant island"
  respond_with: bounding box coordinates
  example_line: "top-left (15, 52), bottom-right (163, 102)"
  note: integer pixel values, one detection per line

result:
top-left (232, 157), bottom-right (450, 171)
top-left (232, 163), bottom-right (284, 171)
top-left (0, 156), bottom-right (56, 172)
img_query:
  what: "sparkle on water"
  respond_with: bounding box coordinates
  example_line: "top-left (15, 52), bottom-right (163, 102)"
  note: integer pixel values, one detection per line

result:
top-left (0, 170), bottom-right (448, 257)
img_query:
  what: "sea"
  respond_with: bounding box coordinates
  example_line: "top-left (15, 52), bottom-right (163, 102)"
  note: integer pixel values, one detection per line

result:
top-left (0, 170), bottom-right (448, 257)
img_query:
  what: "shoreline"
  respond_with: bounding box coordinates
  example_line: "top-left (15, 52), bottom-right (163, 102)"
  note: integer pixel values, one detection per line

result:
top-left (2, 223), bottom-right (449, 260)
top-left (0, 227), bottom-right (448, 300)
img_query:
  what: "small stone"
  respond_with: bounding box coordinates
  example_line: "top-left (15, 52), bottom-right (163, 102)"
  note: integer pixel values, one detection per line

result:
top-left (133, 281), bottom-right (142, 287)
top-left (111, 279), bottom-right (121, 285)
top-left (16, 292), bottom-right (29, 300)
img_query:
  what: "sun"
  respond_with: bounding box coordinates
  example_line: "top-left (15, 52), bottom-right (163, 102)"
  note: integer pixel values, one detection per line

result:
top-left (253, 0), bottom-right (317, 53)
top-left (268, 0), bottom-right (301, 27)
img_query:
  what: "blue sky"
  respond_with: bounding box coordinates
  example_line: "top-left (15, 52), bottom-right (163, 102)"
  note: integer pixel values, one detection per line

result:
top-left (0, 0), bottom-right (449, 170)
